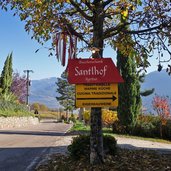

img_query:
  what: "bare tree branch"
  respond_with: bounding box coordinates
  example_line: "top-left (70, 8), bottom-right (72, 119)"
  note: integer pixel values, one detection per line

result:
top-left (103, 22), bottom-right (129, 39)
top-left (102, 0), bottom-right (114, 8)
top-left (69, 0), bottom-right (93, 21)
top-left (124, 23), bottom-right (171, 35)
top-left (65, 21), bottom-right (90, 46)
top-left (83, 0), bottom-right (93, 11)
top-left (104, 21), bottom-right (171, 40)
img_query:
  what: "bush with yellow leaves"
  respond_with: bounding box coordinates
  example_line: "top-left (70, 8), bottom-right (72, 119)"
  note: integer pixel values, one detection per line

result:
top-left (102, 109), bottom-right (118, 128)
top-left (83, 110), bottom-right (90, 125)
top-left (83, 109), bottom-right (118, 127)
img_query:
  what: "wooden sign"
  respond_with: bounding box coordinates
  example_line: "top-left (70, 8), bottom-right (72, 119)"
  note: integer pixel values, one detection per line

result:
top-left (68, 58), bottom-right (124, 84)
top-left (75, 83), bottom-right (118, 107)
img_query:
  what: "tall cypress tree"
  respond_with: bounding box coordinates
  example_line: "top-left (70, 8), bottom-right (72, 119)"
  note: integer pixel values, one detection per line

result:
top-left (0, 53), bottom-right (13, 95)
top-left (116, 12), bottom-right (141, 133)
top-left (117, 50), bottom-right (141, 133)
top-left (8, 53), bottom-right (13, 88)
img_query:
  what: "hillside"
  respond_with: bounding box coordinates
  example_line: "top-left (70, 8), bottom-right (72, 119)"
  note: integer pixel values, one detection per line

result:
top-left (29, 77), bottom-right (59, 109)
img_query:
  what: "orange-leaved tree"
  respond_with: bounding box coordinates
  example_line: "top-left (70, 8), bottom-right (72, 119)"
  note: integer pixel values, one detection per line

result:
top-left (152, 95), bottom-right (170, 138)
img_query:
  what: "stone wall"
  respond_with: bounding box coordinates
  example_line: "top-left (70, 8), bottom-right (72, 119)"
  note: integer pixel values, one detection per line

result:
top-left (0, 117), bottom-right (39, 129)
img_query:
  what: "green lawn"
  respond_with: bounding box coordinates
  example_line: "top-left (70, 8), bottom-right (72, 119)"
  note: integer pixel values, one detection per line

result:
top-left (71, 121), bottom-right (90, 131)
top-left (39, 113), bottom-right (58, 119)
top-left (70, 121), bottom-right (171, 144)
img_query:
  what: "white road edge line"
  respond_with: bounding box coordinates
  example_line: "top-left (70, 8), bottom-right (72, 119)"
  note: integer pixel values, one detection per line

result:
top-left (26, 123), bottom-right (73, 171)
top-left (25, 148), bottom-right (48, 171)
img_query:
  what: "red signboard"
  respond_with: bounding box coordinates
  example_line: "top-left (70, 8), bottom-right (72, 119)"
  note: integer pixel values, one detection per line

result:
top-left (67, 58), bottom-right (124, 84)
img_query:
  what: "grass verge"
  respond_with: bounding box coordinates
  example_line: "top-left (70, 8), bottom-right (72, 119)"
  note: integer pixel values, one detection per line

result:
top-left (0, 100), bottom-right (34, 117)
top-left (69, 121), bottom-right (171, 144)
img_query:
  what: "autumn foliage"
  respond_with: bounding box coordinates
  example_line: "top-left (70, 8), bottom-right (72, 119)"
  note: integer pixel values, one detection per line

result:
top-left (152, 95), bottom-right (171, 138)
top-left (83, 109), bottom-right (118, 127)
top-left (152, 95), bottom-right (170, 125)
top-left (83, 110), bottom-right (90, 125)
top-left (102, 110), bottom-right (118, 127)
top-left (11, 72), bottom-right (27, 103)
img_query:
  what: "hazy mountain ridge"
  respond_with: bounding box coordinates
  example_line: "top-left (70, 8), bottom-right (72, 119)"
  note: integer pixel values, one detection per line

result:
top-left (141, 70), bottom-right (171, 113)
top-left (29, 77), bottom-right (59, 109)
top-left (29, 71), bottom-right (171, 110)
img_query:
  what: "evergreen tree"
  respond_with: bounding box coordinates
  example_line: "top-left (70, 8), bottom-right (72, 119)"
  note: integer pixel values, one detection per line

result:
top-left (8, 53), bottom-right (13, 88)
top-left (116, 51), bottom-right (154, 133)
top-left (56, 71), bottom-right (75, 118)
top-left (0, 53), bottom-right (13, 95)
top-left (115, 15), bottom-right (153, 133)
top-left (117, 50), bottom-right (141, 133)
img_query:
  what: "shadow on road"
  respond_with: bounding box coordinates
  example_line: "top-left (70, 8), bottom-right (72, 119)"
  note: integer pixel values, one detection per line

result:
top-left (0, 130), bottom-right (65, 136)
top-left (0, 145), bottom-right (68, 171)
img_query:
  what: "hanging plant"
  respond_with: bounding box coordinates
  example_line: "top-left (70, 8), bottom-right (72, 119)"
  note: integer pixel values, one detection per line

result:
top-left (55, 32), bottom-right (77, 66)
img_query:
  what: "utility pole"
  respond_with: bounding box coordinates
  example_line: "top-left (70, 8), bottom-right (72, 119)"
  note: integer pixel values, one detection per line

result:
top-left (23, 70), bottom-right (33, 106)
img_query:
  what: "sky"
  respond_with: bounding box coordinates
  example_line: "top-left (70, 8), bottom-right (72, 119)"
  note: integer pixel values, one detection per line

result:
top-left (0, 9), bottom-right (168, 80)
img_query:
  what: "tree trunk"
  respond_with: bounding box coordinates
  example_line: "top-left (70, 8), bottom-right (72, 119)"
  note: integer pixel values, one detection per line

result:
top-left (66, 110), bottom-right (69, 121)
top-left (79, 107), bottom-right (84, 121)
top-left (160, 122), bottom-right (163, 138)
top-left (90, 107), bottom-right (104, 164)
top-left (90, 2), bottom-right (104, 165)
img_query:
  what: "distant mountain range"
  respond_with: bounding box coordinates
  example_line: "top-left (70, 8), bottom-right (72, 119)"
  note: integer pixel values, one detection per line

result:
top-left (29, 70), bottom-right (171, 111)
top-left (29, 77), bottom-right (59, 109)
top-left (141, 70), bottom-right (171, 113)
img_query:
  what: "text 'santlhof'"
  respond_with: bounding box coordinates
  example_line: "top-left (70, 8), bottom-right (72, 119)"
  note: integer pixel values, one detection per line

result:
top-left (68, 58), bottom-right (123, 84)
top-left (67, 58), bottom-right (124, 108)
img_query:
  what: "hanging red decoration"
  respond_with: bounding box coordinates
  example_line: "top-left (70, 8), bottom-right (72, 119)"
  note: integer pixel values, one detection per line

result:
top-left (55, 32), bottom-right (77, 66)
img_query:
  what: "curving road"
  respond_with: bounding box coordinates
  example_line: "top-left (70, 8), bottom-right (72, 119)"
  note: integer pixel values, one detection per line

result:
top-left (0, 120), bottom-right (72, 171)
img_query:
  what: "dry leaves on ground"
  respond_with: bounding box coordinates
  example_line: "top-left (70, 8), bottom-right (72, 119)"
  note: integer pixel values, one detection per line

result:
top-left (35, 148), bottom-right (171, 171)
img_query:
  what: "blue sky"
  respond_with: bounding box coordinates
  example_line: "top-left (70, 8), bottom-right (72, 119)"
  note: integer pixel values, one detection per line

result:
top-left (0, 9), bottom-right (167, 80)
top-left (0, 10), bottom-right (65, 80)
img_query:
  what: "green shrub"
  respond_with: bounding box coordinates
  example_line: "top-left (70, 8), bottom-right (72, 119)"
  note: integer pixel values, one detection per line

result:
top-left (132, 122), bottom-right (160, 138)
top-left (112, 114), bottom-right (171, 141)
top-left (69, 114), bottom-right (76, 123)
top-left (68, 134), bottom-right (117, 160)
top-left (0, 100), bottom-right (33, 117)
top-left (131, 115), bottom-right (160, 138)
top-left (162, 120), bottom-right (171, 140)
top-left (68, 135), bottom-right (90, 159)
top-left (103, 135), bottom-right (117, 155)
top-left (112, 120), bottom-right (127, 134)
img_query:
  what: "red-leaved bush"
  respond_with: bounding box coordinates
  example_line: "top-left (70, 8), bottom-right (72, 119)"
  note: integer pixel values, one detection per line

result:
top-left (11, 72), bottom-right (27, 103)
top-left (152, 95), bottom-right (171, 137)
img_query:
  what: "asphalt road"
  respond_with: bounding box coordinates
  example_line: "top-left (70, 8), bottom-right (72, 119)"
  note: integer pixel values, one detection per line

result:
top-left (0, 120), bottom-right (72, 171)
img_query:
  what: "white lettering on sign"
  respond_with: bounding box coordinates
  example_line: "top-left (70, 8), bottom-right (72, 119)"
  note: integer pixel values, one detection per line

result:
top-left (79, 60), bottom-right (103, 64)
top-left (85, 78), bottom-right (98, 82)
top-left (74, 65), bottom-right (107, 77)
